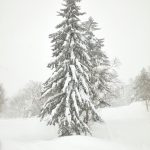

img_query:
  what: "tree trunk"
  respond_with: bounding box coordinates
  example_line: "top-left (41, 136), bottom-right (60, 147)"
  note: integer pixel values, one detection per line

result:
top-left (145, 100), bottom-right (149, 111)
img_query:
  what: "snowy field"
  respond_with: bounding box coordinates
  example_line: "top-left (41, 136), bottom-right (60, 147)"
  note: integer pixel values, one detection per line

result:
top-left (0, 102), bottom-right (150, 150)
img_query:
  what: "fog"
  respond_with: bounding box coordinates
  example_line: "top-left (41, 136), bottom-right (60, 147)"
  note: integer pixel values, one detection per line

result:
top-left (0, 0), bottom-right (150, 96)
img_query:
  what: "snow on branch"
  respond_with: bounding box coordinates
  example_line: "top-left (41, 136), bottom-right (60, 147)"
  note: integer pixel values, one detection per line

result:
top-left (72, 91), bottom-right (79, 116)
top-left (51, 68), bottom-right (64, 80)
top-left (80, 88), bottom-right (90, 105)
top-left (75, 87), bottom-right (82, 103)
top-left (62, 73), bottom-right (72, 93)
top-left (42, 92), bottom-right (65, 109)
top-left (65, 87), bottom-right (72, 125)
top-left (76, 59), bottom-right (83, 73)
top-left (71, 50), bottom-right (75, 61)
top-left (47, 98), bottom-right (64, 124)
top-left (80, 75), bottom-right (89, 93)
top-left (70, 65), bottom-right (78, 83)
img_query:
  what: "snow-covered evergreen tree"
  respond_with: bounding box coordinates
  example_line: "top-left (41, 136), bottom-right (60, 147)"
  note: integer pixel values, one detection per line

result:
top-left (82, 17), bottom-right (116, 109)
top-left (40, 0), bottom-right (101, 136)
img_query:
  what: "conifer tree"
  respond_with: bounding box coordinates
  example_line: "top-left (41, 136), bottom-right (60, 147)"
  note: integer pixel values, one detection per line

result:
top-left (82, 17), bottom-right (114, 109)
top-left (40, 0), bottom-right (101, 136)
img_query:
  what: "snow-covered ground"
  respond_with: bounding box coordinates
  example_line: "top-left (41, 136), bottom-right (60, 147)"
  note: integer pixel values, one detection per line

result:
top-left (0, 102), bottom-right (150, 150)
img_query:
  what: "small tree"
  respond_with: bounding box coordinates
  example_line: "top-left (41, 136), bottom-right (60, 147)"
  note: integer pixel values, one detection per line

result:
top-left (40, 0), bottom-right (101, 136)
top-left (22, 81), bottom-right (42, 117)
top-left (8, 81), bottom-right (42, 117)
top-left (134, 68), bottom-right (150, 111)
top-left (0, 84), bottom-right (5, 113)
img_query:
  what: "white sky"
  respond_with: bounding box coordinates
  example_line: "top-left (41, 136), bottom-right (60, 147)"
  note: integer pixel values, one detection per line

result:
top-left (0, 0), bottom-right (150, 97)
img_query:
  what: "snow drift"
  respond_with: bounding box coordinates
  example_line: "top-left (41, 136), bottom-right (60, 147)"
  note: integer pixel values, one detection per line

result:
top-left (0, 102), bottom-right (150, 150)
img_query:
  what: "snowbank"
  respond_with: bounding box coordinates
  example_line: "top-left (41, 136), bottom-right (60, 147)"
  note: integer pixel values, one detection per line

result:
top-left (0, 102), bottom-right (150, 150)
top-left (0, 118), bottom-right (57, 142)
top-left (1, 136), bottom-right (130, 150)
top-left (92, 102), bottom-right (150, 149)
